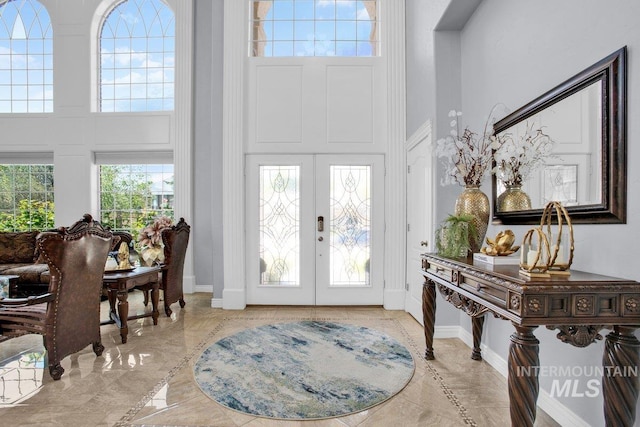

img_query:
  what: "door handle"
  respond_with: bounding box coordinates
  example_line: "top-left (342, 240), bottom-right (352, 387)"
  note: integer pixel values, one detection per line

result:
top-left (318, 236), bottom-right (324, 242)
top-left (317, 216), bottom-right (324, 232)
top-left (420, 241), bottom-right (428, 247)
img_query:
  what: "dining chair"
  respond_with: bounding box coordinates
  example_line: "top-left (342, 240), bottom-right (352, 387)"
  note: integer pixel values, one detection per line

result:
top-left (0, 214), bottom-right (112, 380)
top-left (159, 218), bottom-right (190, 316)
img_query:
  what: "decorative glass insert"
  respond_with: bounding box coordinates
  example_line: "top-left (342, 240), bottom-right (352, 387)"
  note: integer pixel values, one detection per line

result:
top-left (250, 0), bottom-right (378, 57)
top-left (543, 164), bottom-right (578, 206)
top-left (99, 0), bottom-right (175, 112)
top-left (99, 164), bottom-right (174, 236)
top-left (0, 0), bottom-right (53, 113)
top-left (0, 164), bottom-right (54, 231)
top-left (329, 165), bottom-right (370, 286)
top-left (259, 165), bottom-right (300, 286)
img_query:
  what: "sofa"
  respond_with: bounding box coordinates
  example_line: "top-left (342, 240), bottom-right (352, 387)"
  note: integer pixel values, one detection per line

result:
top-left (0, 231), bottom-right (51, 297)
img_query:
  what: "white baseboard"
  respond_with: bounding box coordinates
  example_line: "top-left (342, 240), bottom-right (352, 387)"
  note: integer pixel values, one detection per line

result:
top-left (222, 288), bottom-right (246, 309)
top-left (193, 284), bottom-right (213, 294)
top-left (183, 275), bottom-right (196, 293)
top-left (457, 328), bottom-right (591, 427)
top-left (211, 297), bottom-right (223, 308)
top-left (434, 325), bottom-right (460, 338)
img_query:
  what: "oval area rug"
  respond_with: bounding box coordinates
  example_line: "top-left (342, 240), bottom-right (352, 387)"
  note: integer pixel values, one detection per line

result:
top-left (193, 321), bottom-right (415, 420)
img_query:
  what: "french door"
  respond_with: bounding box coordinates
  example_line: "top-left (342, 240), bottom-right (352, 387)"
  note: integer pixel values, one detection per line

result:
top-left (246, 154), bottom-right (384, 305)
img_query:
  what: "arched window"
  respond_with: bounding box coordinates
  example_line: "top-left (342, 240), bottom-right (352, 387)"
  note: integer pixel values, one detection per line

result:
top-left (250, 0), bottom-right (378, 57)
top-left (0, 0), bottom-right (53, 113)
top-left (99, 0), bottom-right (175, 112)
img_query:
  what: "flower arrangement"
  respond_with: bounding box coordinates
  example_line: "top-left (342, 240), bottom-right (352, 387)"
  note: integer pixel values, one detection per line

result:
top-left (492, 120), bottom-right (554, 187)
top-left (138, 215), bottom-right (173, 265)
top-left (435, 110), bottom-right (496, 187)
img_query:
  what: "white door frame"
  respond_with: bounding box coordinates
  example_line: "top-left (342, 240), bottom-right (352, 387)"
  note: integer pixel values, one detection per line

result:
top-left (221, 0), bottom-right (406, 309)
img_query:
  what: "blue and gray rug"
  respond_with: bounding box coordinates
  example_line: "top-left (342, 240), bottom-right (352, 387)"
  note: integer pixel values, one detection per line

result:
top-left (193, 320), bottom-right (415, 420)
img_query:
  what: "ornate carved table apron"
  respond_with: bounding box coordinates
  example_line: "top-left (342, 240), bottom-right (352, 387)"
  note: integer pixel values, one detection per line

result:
top-left (421, 253), bottom-right (640, 427)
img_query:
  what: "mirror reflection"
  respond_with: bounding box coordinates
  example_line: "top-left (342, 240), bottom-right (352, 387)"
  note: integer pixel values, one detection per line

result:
top-left (494, 81), bottom-right (602, 212)
top-left (491, 46), bottom-right (626, 224)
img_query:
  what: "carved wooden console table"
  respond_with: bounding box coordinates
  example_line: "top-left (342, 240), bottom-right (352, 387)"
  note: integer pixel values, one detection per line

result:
top-left (421, 253), bottom-right (640, 427)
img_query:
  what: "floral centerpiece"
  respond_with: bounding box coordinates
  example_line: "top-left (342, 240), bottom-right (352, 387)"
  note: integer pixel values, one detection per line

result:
top-left (435, 110), bottom-right (496, 187)
top-left (492, 120), bottom-right (554, 187)
top-left (138, 215), bottom-right (173, 266)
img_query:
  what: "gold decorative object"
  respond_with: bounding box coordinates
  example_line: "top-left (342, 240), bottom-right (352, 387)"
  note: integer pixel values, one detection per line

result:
top-left (519, 227), bottom-right (551, 276)
top-left (117, 242), bottom-right (133, 269)
top-left (481, 230), bottom-right (520, 256)
top-left (454, 185), bottom-right (489, 253)
top-left (519, 201), bottom-right (574, 277)
top-left (497, 185), bottom-right (532, 212)
top-left (540, 201), bottom-right (574, 273)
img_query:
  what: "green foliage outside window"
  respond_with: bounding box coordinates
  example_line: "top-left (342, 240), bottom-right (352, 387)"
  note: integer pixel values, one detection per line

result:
top-left (0, 165), bottom-right (55, 232)
top-left (99, 165), bottom-right (174, 246)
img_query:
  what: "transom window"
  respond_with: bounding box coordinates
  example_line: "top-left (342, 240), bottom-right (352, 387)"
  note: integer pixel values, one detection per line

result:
top-left (250, 0), bottom-right (378, 57)
top-left (99, 164), bottom-right (174, 237)
top-left (99, 0), bottom-right (175, 112)
top-left (0, 164), bottom-right (54, 231)
top-left (0, 0), bottom-right (53, 113)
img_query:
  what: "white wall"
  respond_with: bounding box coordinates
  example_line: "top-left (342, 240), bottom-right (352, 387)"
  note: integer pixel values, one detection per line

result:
top-left (453, 1), bottom-right (640, 424)
top-left (193, 0), bottom-right (224, 299)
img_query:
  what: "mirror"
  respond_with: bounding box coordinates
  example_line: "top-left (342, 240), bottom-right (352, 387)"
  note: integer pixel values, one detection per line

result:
top-left (492, 46), bottom-right (627, 224)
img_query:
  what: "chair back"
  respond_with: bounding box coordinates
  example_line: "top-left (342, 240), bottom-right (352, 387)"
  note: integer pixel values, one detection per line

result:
top-left (161, 218), bottom-right (190, 307)
top-left (37, 214), bottom-right (112, 362)
top-left (111, 230), bottom-right (133, 251)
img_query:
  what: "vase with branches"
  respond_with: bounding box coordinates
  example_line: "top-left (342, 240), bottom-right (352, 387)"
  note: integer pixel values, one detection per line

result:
top-left (436, 107), bottom-right (503, 252)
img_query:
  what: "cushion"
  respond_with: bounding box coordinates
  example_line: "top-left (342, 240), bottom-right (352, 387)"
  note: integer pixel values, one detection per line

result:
top-left (1, 264), bottom-right (50, 284)
top-left (0, 231), bottom-right (39, 263)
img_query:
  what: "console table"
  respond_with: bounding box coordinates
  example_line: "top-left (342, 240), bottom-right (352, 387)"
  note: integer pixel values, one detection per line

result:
top-left (421, 253), bottom-right (640, 427)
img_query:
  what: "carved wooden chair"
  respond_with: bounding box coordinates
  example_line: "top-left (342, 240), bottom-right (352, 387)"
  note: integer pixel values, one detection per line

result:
top-left (159, 218), bottom-right (190, 316)
top-left (0, 214), bottom-right (112, 380)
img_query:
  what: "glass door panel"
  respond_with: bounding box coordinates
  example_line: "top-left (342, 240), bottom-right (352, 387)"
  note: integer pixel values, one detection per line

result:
top-left (259, 165), bottom-right (300, 286)
top-left (329, 165), bottom-right (371, 287)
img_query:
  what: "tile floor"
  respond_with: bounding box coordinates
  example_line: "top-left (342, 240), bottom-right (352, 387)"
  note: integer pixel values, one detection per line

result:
top-left (0, 292), bottom-right (561, 426)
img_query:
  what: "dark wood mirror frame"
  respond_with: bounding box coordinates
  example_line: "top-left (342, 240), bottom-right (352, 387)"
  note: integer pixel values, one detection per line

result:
top-left (491, 46), bottom-right (627, 225)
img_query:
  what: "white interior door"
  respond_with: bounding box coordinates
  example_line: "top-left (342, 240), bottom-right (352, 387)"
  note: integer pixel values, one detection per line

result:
top-left (405, 133), bottom-right (433, 322)
top-left (246, 154), bottom-right (384, 305)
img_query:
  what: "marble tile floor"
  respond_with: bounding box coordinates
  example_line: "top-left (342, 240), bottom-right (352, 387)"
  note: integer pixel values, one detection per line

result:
top-left (0, 292), bottom-right (561, 427)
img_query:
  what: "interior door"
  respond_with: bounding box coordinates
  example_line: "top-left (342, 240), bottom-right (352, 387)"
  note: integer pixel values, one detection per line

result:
top-left (405, 135), bottom-right (433, 322)
top-left (246, 154), bottom-right (384, 305)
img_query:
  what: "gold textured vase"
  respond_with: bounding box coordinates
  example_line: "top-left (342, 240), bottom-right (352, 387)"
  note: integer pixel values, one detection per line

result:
top-left (454, 185), bottom-right (489, 253)
top-left (497, 185), bottom-right (532, 212)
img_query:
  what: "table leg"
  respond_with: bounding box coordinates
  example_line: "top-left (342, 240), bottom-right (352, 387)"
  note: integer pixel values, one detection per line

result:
top-left (422, 278), bottom-right (436, 360)
top-left (107, 288), bottom-right (117, 317)
top-left (150, 282), bottom-right (160, 325)
top-left (508, 324), bottom-right (539, 427)
top-left (116, 290), bottom-right (129, 344)
top-left (471, 314), bottom-right (485, 360)
top-left (602, 325), bottom-right (640, 427)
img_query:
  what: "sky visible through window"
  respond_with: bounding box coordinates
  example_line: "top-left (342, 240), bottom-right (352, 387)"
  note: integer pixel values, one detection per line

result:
top-left (100, 0), bottom-right (174, 112)
top-left (0, 0), bottom-right (53, 113)
top-left (251, 0), bottom-right (378, 57)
